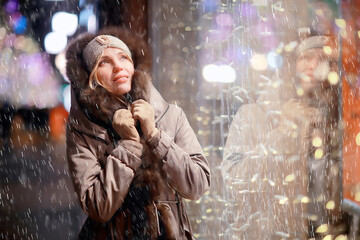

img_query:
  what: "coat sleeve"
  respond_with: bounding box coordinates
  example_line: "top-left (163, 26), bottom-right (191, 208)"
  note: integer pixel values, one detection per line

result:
top-left (66, 126), bottom-right (143, 223)
top-left (220, 104), bottom-right (270, 185)
top-left (150, 108), bottom-right (210, 200)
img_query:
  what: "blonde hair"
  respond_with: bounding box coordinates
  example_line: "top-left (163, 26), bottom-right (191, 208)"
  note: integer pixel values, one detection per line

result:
top-left (88, 51), bottom-right (105, 90)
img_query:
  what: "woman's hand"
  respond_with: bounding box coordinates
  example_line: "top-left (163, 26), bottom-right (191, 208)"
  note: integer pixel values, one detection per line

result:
top-left (132, 99), bottom-right (159, 140)
top-left (112, 109), bottom-right (140, 142)
top-left (280, 99), bottom-right (321, 128)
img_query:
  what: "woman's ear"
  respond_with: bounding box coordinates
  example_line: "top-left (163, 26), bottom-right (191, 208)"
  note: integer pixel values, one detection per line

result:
top-left (89, 77), bottom-right (98, 90)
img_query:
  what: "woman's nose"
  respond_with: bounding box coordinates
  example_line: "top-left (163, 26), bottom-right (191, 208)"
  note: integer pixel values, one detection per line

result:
top-left (113, 60), bottom-right (123, 73)
top-left (309, 56), bottom-right (319, 69)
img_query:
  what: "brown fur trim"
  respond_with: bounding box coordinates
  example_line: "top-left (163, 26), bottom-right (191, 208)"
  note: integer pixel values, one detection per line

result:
top-left (157, 203), bottom-right (179, 240)
top-left (79, 69), bottom-right (151, 124)
top-left (145, 204), bottom-right (159, 240)
top-left (132, 141), bottom-right (165, 200)
top-left (131, 142), bottom-right (168, 239)
top-left (132, 142), bottom-right (182, 240)
top-left (66, 33), bottom-right (95, 98)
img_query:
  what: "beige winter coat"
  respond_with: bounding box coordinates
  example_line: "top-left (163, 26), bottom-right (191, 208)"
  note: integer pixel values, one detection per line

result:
top-left (66, 84), bottom-right (210, 239)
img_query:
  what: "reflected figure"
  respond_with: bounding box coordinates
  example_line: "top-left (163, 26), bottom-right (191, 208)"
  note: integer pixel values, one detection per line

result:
top-left (65, 28), bottom-right (210, 239)
top-left (221, 36), bottom-right (340, 239)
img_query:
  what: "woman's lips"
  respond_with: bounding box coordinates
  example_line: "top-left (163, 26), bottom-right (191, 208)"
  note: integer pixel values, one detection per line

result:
top-left (113, 76), bottom-right (128, 83)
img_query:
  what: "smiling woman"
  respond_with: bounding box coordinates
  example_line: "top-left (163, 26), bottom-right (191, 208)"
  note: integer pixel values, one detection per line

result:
top-left (65, 27), bottom-right (210, 240)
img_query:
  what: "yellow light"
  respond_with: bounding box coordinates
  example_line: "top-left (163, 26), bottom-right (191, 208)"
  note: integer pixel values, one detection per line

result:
top-left (316, 224), bottom-right (329, 233)
top-left (284, 45), bottom-right (292, 52)
top-left (301, 196), bottom-right (310, 203)
top-left (297, 88), bottom-right (304, 97)
top-left (328, 71), bottom-right (339, 85)
top-left (326, 200), bottom-right (335, 210)
top-left (272, 82), bottom-right (279, 88)
top-left (315, 148), bottom-right (324, 159)
top-left (335, 19), bottom-right (346, 29)
top-left (335, 235), bottom-right (347, 240)
top-left (206, 208), bottom-right (212, 213)
top-left (355, 132), bottom-right (360, 146)
top-left (279, 197), bottom-right (288, 205)
top-left (340, 29), bottom-right (347, 38)
top-left (323, 46), bottom-right (332, 55)
top-left (315, 9), bottom-right (324, 16)
top-left (250, 175), bottom-right (258, 182)
top-left (312, 137), bottom-right (322, 147)
top-left (284, 41), bottom-right (298, 52)
top-left (323, 235), bottom-right (332, 240)
top-left (285, 173), bottom-right (295, 182)
top-left (355, 192), bottom-right (360, 201)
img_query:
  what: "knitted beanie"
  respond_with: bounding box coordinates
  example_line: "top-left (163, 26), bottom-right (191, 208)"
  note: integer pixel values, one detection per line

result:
top-left (83, 35), bottom-right (132, 71)
top-left (296, 36), bottom-right (330, 57)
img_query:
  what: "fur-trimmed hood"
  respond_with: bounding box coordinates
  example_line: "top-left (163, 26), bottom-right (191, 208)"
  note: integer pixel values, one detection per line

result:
top-left (65, 27), bottom-right (153, 126)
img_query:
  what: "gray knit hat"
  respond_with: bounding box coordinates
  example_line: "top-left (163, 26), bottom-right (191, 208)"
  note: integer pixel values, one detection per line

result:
top-left (296, 35), bottom-right (330, 57)
top-left (83, 35), bottom-right (132, 71)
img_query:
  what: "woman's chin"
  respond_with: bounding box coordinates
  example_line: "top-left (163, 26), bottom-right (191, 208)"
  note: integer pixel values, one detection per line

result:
top-left (114, 86), bottom-right (132, 96)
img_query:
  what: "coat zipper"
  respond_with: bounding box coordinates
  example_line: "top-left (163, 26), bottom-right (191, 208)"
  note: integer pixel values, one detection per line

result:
top-left (175, 193), bottom-right (185, 236)
top-left (156, 104), bottom-right (170, 124)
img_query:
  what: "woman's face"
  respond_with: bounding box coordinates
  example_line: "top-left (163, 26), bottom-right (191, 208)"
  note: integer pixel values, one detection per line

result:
top-left (96, 47), bottom-right (134, 96)
top-left (295, 48), bottom-right (330, 93)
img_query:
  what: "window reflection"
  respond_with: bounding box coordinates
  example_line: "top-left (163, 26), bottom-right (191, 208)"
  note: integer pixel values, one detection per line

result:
top-left (200, 0), bottom-right (360, 239)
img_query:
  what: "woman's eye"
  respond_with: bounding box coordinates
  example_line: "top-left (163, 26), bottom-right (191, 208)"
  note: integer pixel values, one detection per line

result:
top-left (99, 60), bottom-right (110, 65)
top-left (300, 54), bottom-right (314, 62)
top-left (318, 55), bottom-right (328, 62)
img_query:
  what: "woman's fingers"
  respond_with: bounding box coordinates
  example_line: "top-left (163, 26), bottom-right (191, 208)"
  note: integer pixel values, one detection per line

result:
top-left (114, 109), bottom-right (131, 119)
top-left (131, 100), bottom-right (154, 121)
top-left (112, 109), bottom-right (140, 142)
top-left (131, 100), bottom-right (157, 140)
top-left (113, 109), bottom-right (136, 127)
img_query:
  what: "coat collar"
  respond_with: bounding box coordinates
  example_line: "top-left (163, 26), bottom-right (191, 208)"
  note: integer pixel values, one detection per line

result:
top-left (148, 84), bottom-right (169, 123)
top-left (68, 83), bottom-right (169, 142)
